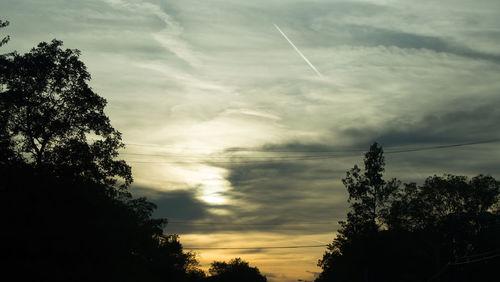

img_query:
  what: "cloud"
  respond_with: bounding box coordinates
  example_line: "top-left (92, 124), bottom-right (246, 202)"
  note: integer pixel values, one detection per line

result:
top-left (342, 103), bottom-right (500, 146)
top-left (221, 108), bottom-right (282, 121)
top-left (131, 186), bottom-right (212, 226)
top-left (341, 24), bottom-right (500, 63)
top-left (203, 152), bottom-right (352, 234)
top-left (104, 0), bottom-right (203, 67)
top-left (306, 270), bottom-right (320, 278)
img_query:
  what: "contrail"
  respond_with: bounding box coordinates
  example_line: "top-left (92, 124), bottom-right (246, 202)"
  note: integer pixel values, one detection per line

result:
top-left (273, 23), bottom-right (323, 78)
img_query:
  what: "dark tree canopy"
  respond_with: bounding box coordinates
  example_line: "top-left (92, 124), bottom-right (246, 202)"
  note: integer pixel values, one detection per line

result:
top-left (1, 39), bottom-right (131, 193)
top-left (0, 164), bottom-right (205, 281)
top-left (0, 28), bottom-right (205, 281)
top-left (208, 258), bottom-right (267, 282)
top-left (331, 143), bottom-right (400, 245)
top-left (387, 174), bottom-right (500, 232)
top-left (317, 143), bottom-right (500, 282)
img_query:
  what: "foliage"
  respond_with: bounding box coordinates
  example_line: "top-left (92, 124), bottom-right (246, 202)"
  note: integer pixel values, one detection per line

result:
top-left (0, 25), bottom-right (204, 281)
top-left (317, 143), bottom-right (500, 282)
top-left (0, 164), bottom-right (204, 281)
top-left (1, 39), bottom-right (131, 193)
top-left (340, 143), bottom-right (400, 236)
top-left (388, 174), bottom-right (500, 230)
top-left (207, 258), bottom-right (267, 282)
top-left (0, 19), bottom-right (8, 47)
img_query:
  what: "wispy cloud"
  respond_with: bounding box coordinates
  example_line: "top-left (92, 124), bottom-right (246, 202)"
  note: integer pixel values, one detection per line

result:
top-left (105, 0), bottom-right (202, 67)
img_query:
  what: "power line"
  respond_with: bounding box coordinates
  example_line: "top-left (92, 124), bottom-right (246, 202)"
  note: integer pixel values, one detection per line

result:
top-left (124, 139), bottom-right (500, 154)
top-left (227, 139), bottom-right (499, 153)
top-left (122, 139), bottom-right (500, 164)
top-left (184, 244), bottom-right (327, 250)
top-left (168, 221), bottom-right (340, 226)
top-left (456, 248), bottom-right (500, 260)
top-left (452, 252), bottom-right (500, 265)
top-left (384, 139), bottom-right (500, 154)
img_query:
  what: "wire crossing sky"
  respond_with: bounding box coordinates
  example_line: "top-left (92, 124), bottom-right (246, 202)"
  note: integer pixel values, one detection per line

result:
top-left (122, 139), bottom-right (500, 164)
top-left (184, 244), bottom-right (327, 250)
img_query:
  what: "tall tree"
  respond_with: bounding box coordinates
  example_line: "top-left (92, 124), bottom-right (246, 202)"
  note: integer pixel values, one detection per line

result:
top-left (317, 143), bottom-right (400, 282)
top-left (1, 34), bottom-right (204, 281)
top-left (1, 39), bottom-right (131, 193)
top-left (340, 142), bottom-right (399, 236)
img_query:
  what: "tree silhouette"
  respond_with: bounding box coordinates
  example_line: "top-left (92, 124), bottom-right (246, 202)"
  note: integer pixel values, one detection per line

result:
top-left (317, 143), bottom-right (500, 282)
top-left (207, 258), bottom-right (267, 282)
top-left (317, 143), bottom-right (400, 281)
top-left (148, 234), bottom-right (206, 281)
top-left (386, 174), bottom-right (500, 281)
top-left (1, 39), bottom-right (131, 193)
top-left (0, 33), bottom-right (204, 281)
top-left (341, 143), bottom-right (400, 234)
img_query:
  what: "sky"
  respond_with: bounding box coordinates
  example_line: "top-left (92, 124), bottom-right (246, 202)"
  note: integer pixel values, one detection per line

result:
top-left (2, 0), bottom-right (500, 281)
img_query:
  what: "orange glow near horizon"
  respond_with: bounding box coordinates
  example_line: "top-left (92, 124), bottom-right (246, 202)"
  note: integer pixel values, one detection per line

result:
top-left (180, 232), bottom-right (335, 282)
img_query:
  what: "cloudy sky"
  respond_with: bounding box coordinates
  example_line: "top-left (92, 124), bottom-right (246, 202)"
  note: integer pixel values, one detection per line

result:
top-left (2, 0), bottom-right (500, 281)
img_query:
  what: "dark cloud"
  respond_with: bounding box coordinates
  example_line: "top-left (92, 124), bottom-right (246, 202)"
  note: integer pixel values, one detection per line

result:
top-left (151, 191), bottom-right (209, 220)
top-left (130, 184), bottom-right (342, 235)
top-left (344, 25), bottom-right (500, 63)
top-left (224, 142), bottom-right (367, 155)
top-left (384, 146), bottom-right (500, 180)
top-left (204, 156), bottom-right (351, 234)
top-left (332, 104), bottom-right (500, 180)
top-left (342, 103), bottom-right (500, 146)
top-left (130, 186), bottom-right (214, 233)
